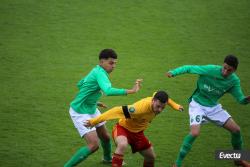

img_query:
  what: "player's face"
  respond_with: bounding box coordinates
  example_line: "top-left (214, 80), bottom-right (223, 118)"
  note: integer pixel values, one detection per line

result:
top-left (221, 63), bottom-right (236, 77)
top-left (100, 58), bottom-right (117, 73)
top-left (152, 99), bottom-right (166, 115)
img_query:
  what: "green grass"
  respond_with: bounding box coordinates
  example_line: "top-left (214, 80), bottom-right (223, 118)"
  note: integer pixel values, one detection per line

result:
top-left (0, 0), bottom-right (250, 166)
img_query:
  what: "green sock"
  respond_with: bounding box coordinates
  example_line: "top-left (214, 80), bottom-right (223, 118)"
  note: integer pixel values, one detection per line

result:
top-left (176, 134), bottom-right (197, 167)
top-left (64, 146), bottom-right (91, 167)
top-left (231, 131), bottom-right (243, 150)
top-left (100, 139), bottom-right (112, 161)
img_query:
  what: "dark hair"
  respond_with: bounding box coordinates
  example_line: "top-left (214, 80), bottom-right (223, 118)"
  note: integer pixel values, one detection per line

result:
top-left (99, 49), bottom-right (117, 60)
top-left (153, 91), bottom-right (169, 103)
top-left (224, 55), bottom-right (239, 70)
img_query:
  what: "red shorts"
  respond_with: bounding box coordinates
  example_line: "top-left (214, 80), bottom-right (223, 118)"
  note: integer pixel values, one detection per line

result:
top-left (112, 123), bottom-right (152, 153)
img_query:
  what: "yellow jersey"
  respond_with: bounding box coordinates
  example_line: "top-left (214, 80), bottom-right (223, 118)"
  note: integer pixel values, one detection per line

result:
top-left (89, 96), bottom-right (181, 133)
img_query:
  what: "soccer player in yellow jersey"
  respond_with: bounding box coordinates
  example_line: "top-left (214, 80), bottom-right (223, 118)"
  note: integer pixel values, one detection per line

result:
top-left (84, 91), bottom-right (184, 167)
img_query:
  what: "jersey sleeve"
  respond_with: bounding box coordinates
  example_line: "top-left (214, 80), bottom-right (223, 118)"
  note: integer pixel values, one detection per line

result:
top-left (167, 98), bottom-right (181, 110)
top-left (228, 80), bottom-right (248, 104)
top-left (89, 105), bottom-right (139, 126)
top-left (168, 65), bottom-right (214, 77)
top-left (96, 71), bottom-right (127, 96)
top-left (89, 106), bottom-right (125, 126)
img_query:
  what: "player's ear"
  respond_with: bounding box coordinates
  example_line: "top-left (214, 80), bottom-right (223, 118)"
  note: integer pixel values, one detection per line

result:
top-left (164, 102), bottom-right (167, 106)
top-left (99, 59), bottom-right (104, 64)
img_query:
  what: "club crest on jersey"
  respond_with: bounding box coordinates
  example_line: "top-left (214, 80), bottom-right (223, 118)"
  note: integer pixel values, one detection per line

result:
top-left (129, 107), bottom-right (135, 113)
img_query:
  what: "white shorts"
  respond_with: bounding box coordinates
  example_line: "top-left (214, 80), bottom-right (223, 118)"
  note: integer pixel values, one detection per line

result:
top-left (189, 99), bottom-right (231, 126)
top-left (69, 107), bottom-right (106, 137)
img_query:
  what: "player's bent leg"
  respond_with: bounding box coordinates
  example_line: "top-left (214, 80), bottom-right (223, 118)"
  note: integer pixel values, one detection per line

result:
top-left (223, 118), bottom-right (250, 167)
top-left (174, 125), bottom-right (200, 167)
top-left (64, 131), bottom-right (99, 167)
top-left (84, 131), bottom-right (100, 152)
top-left (96, 125), bottom-right (112, 162)
top-left (114, 135), bottom-right (128, 155)
top-left (223, 118), bottom-right (242, 150)
top-left (223, 118), bottom-right (241, 133)
top-left (112, 136), bottom-right (128, 167)
top-left (139, 146), bottom-right (156, 167)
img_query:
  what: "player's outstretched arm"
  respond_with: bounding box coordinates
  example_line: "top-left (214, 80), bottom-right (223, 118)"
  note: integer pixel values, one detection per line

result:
top-left (84, 106), bottom-right (126, 127)
top-left (229, 81), bottom-right (250, 105)
top-left (168, 98), bottom-right (184, 112)
top-left (166, 65), bottom-right (215, 78)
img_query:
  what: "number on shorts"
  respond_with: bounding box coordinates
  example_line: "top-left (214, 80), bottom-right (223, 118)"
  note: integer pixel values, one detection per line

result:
top-left (195, 115), bottom-right (201, 123)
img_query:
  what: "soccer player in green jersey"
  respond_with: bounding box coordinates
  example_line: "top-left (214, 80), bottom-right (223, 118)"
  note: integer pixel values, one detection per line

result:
top-left (166, 55), bottom-right (250, 167)
top-left (64, 49), bottom-right (142, 167)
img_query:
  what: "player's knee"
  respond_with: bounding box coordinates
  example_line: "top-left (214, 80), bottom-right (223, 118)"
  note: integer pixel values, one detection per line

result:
top-left (143, 148), bottom-right (156, 161)
top-left (117, 141), bottom-right (128, 152)
top-left (88, 141), bottom-right (100, 152)
top-left (231, 126), bottom-right (241, 133)
top-left (89, 145), bottom-right (99, 152)
top-left (150, 152), bottom-right (156, 160)
top-left (190, 125), bottom-right (200, 137)
top-left (191, 131), bottom-right (200, 137)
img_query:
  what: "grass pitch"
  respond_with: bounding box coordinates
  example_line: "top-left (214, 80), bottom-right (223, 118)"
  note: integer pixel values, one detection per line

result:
top-left (1, 0), bottom-right (250, 166)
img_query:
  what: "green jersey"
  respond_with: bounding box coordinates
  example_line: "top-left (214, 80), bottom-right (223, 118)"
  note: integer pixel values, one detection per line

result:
top-left (169, 65), bottom-right (248, 107)
top-left (70, 65), bottom-right (127, 114)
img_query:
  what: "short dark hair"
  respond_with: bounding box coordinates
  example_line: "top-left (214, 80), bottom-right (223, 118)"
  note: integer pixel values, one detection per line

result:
top-left (153, 91), bottom-right (169, 103)
top-left (99, 49), bottom-right (117, 60)
top-left (224, 55), bottom-right (239, 70)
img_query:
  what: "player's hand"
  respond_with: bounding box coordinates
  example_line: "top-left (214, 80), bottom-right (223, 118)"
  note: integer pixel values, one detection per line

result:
top-left (179, 105), bottom-right (184, 112)
top-left (83, 120), bottom-right (92, 128)
top-left (127, 79), bottom-right (143, 94)
top-left (245, 95), bottom-right (250, 103)
top-left (97, 102), bottom-right (108, 108)
top-left (166, 72), bottom-right (173, 78)
top-left (133, 79), bottom-right (143, 92)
